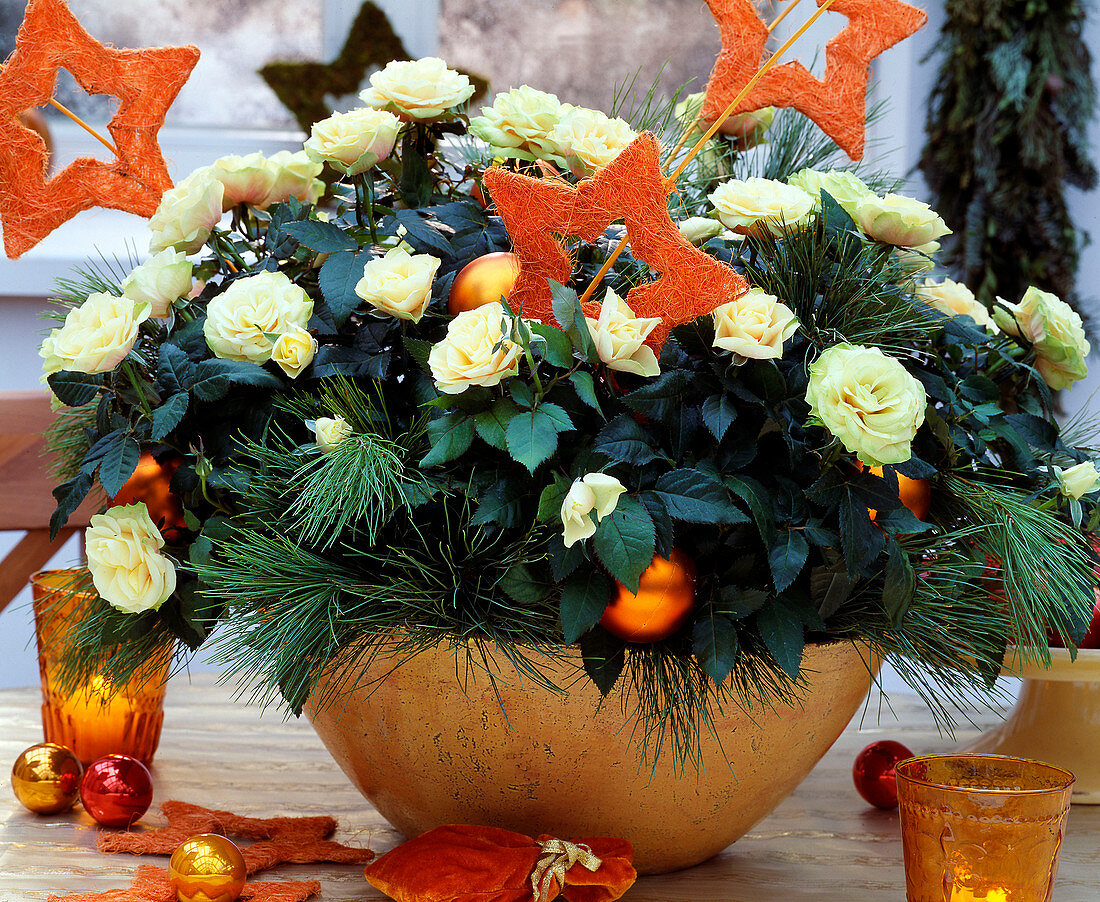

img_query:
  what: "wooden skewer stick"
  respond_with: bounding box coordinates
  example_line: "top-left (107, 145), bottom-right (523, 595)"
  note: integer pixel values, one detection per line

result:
top-left (667, 0), bottom-right (838, 184)
top-left (46, 97), bottom-right (117, 156)
top-left (584, 0), bottom-right (838, 307)
top-left (767, 0), bottom-right (809, 34)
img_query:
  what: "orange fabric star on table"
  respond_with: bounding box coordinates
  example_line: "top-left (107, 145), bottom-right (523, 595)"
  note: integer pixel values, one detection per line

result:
top-left (0, 0), bottom-right (199, 258)
top-left (46, 864), bottom-right (320, 902)
top-left (97, 800), bottom-right (374, 873)
top-left (483, 133), bottom-right (749, 353)
top-left (701, 0), bottom-right (927, 160)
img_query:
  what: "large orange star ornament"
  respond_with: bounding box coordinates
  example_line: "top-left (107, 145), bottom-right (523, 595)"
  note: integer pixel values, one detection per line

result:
top-left (0, 0), bottom-right (200, 258)
top-left (702, 0), bottom-right (926, 160)
top-left (483, 134), bottom-right (749, 352)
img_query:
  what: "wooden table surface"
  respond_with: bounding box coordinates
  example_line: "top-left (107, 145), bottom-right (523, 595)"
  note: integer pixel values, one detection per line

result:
top-left (1, 674), bottom-right (1097, 901)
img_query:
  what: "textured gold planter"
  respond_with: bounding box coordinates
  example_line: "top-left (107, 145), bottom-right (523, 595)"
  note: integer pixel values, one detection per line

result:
top-left (963, 647), bottom-right (1100, 804)
top-left (306, 638), bottom-right (878, 874)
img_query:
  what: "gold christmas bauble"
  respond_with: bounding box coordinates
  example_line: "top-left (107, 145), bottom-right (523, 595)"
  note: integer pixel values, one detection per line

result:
top-left (448, 252), bottom-right (520, 315)
top-left (168, 834), bottom-right (247, 902)
top-left (111, 451), bottom-right (187, 539)
top-left (865, 465), bottom-right (931, 521)
top-left (11, 743), bottom-right (83, 815)
top-left (600, 548), bottom-right (697, 643)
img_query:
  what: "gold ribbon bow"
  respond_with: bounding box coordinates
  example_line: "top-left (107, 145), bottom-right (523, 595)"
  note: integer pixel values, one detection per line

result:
top-left (530, 837), bottom-right (603, 902)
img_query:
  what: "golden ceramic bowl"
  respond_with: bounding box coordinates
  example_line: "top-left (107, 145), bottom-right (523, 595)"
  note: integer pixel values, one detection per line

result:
top-left (307, 638), bottom-right (878, 874)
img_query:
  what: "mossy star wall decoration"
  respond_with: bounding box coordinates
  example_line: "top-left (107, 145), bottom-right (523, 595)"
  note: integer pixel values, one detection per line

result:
top-left (484, 133), bottom-right (750, 353)
top-left (701, 0), bottom-right (927, 160)
top-left (0, 0), bottom-right (199, 258)
top-left (260, 0), bottom-right (488, 135)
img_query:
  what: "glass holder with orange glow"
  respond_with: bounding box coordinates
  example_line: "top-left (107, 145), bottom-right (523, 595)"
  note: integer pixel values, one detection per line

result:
top-left (31, 568), bottom-right (172, 766)
top-left (895, 754), bottom-right (1075, 902)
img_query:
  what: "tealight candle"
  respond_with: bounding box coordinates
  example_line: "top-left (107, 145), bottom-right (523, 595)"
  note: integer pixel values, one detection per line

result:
top-left (896, 754), bottom-right (1073, 902)
top-left (32, 569), bottom-right (171, 765)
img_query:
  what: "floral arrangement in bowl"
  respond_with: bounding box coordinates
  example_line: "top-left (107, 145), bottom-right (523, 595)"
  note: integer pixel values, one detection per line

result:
top-left (41, 55), bottom-right (1099, 763)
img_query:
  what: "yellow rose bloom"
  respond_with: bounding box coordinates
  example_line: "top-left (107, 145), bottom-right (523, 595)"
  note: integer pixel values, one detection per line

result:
top-left (86, 503), bottom-right (176, 614)
top-left (314, 415), bottom-right (354, 452)
top-left (787, 168), bottom-right (875, 219)
top-left (40, 292), bottom-right (151, 376)
top-left (806, 343), bottom-right (927, 466)
top-left (148, 167), bottom-right (224, 254)
top-left (121, 249), bottom-right (193, 318)
top-left (916, 278), bottom-right (997, 332)
top-left (549, 107), bottom-right (637, 177)
top-left (304, 107), bottom-right (402, 177)
top-left (469, 86), bottom-right (571, 161)
top-left (708, 177), bottom-right (815, 238)
top-left (560, 473), bottom-right (626, 547)
top-left (993, 286), bottom-right (1090, 391)
top-left (354, 246), bottom-right (440, 323)
top-left (271, 325), bottom-right (317, 379)
top-left (428, 302), bottom-right (522, 394)
top-left (1057, 461), bottom-right (1100, 500)
top-left (360, 57), bottom-right (475, 120)
top-left (712, 289), bottom-right (799, 361)
top-left (584, 289), bottom-right (661, 377)
top-left (204, 271), bottom-right (314, 365)
top-left (854, 193), bottom-right (951, 247)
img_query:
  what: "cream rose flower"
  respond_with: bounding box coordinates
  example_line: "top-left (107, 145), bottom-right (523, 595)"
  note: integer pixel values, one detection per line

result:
top-left (806, 343), bottom-right (927, 466)
top-left (718, 106), bottom-right (775, 145)
top-left (148, 167), bottom-right (224, 254)
top-left (204, 271), bottom-right (314, 365)
top-left (86, 503), bottom-right (176, 614)
top-left (993, 286), bottom-right (1090, 390)
top-left (584, 289), bottom-right (661, 377)
top-left (708, 177), bottom-right (815, 238)
top-left (854, 193), bottom-right (951, 247)
top-left (677, 217), bottom-right (723, 246)
top-left (469, 86), bottom-right (571, 161)
top-left (1057, 461), bottom-right (1100, 500)
top-left (787, 168), bottom-right (875, 220)
top-left (263, 150), bottom-right (325, 207)
top-left (917, 278), bottom-right (997, 332)
top-left (355, 246), bottom-right (440, 323)
top-left (712, 289), bottom-right (799, 361)
top-left (314, 415), bottom-right (353, 452)
top-left (210, 152), bottom-right (276, 210)
top-left (360, 57), bottom-right (475, 120)
top-left (560, 473), bottom-right (627, 548)
top-left (428, 301), bottom-right (522, 394)
top-left (40, 292), bottom-right (151, 375)
top-left (121, 249), bottom-right (193, 318)
top-left (549, 107), bottom-right (637, 176)
top-left (271, 325), bottom-right (317, 379)
top-left (304, 107), bottom-right (402, 176)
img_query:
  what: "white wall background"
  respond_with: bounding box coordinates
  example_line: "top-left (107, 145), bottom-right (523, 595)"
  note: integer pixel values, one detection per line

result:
top-left (2, 2), bottom-right (1089, 703)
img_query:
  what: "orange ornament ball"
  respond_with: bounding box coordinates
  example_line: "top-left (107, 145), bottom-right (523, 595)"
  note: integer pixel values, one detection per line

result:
top-left (111, 452), bottom-right (187, 536)
top-left (864, 466), bottom-right (931, 521)
top-left (600, 549), bottom-right (697, 643)
top-left (448, 252), bottom-right (520, 315)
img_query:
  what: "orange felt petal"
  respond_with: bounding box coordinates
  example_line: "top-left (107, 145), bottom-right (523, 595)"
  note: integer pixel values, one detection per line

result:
top-left (484, 134), bottom-right (748, 353)
top-left (45, 865), bottom-right (321, 902)
top-left (0, 0), bottom-right (199, 258)
top-left (363, 826), bottom-right (636, 902)
top-left (701, 0), bottom-right (927, 160)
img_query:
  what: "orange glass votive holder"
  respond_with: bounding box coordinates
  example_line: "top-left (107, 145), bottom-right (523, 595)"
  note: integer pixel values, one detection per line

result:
top-left (896, 754), bottom-right (1074, 902)
top-left (31, 568), bottom-right (171, 766)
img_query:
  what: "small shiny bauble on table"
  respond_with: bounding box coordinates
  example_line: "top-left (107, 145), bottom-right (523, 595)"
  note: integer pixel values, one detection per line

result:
top-left (169, 833), bottom-right (247, 902)
top-left (853, 740), bottom-right (914, 808)
top-left (79, 754), bottom-right (153, 827)
top-left (11, 743), bottom-right (83, 814)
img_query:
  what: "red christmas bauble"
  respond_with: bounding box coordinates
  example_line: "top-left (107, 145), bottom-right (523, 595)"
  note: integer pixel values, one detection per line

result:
top-left (79, 754), bottom-right (153, 827)
top-left (852, 740), bottom-right (914, 809)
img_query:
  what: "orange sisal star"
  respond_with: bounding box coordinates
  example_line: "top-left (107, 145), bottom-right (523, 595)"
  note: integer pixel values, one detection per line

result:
top-left (0, 0), bottom-right (199, 258)
top-left (46, 865), bottom-right (320, 902)
top-left (97, 800), bottom-right (373, 873)
top-left (483, 133), bottom-right (749, 352)
top-left (701, 0), bottom-right (926, 160)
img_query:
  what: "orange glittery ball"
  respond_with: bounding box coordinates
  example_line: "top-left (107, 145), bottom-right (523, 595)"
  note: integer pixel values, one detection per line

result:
top-left (11, 743), bottom-right (82, 815)
top-left (866, 465), bottom-right (931, 521)
top-left (111, 452), bottom-right (186, 537)
top-left (169, 833), bottom-right (247, 902)
top-left (600, 549), bottom-right (697, 643)
top-left (448, 252), bottom-right (520, 315)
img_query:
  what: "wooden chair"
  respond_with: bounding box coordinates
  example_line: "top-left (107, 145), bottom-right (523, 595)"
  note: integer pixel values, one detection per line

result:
top-left (0, 390), bottom-right (96, 614)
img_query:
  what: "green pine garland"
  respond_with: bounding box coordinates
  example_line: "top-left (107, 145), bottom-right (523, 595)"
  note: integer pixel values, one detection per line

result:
top-left (920, 0), bottom-right (1097, 307)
